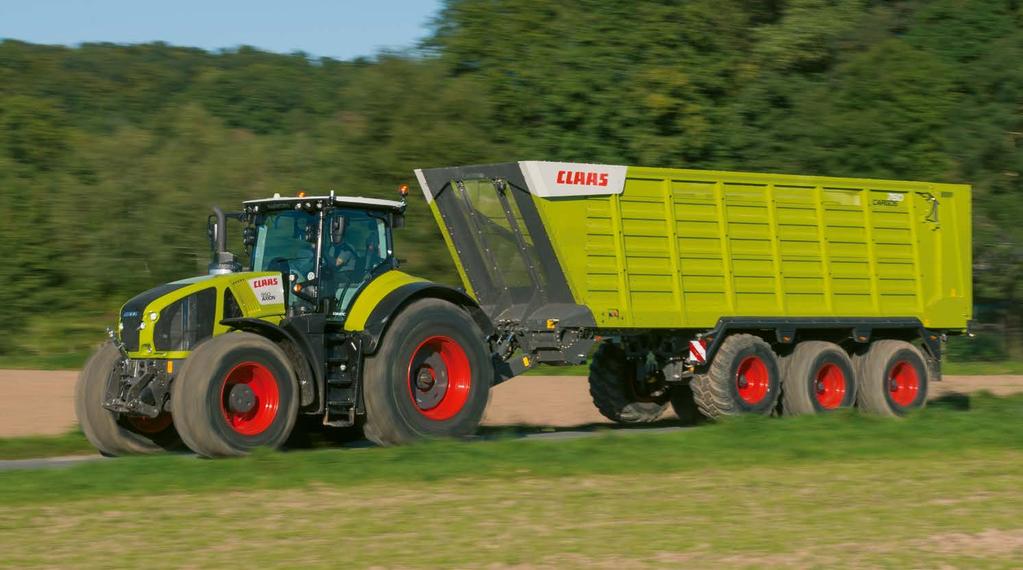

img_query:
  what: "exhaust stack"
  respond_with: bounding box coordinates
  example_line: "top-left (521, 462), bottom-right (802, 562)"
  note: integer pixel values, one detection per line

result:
top-left (208, 206), bottom-right (237, 275)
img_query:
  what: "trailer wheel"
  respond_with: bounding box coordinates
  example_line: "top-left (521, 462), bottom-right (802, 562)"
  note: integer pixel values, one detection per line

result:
top-left (691, 334), bottom-right (781, 418)
top-left (853, 340), bottom-right (928, 416)
top-left (362, 299), bottom-right (491, 446)
top-left (75, 342), bottom-right (180, 456)
top-left (669, 384), bottom-right (706, 426)
top-left (588, 342), bottom-right (668, 423)
top-left (780, 341), bottom-right (857, 415)
top-left (171, 332), bottom-right (299, 457)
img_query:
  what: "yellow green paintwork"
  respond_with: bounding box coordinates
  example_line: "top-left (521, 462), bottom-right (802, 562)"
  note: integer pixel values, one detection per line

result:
top-left (428, 200), bottom-right (477, 301)
top-left (121, 272), bottom-right (285, 360)
top-left (343, 270), bottom-right (427, 331)
top-left (431, 166), bottom-right (972, 331)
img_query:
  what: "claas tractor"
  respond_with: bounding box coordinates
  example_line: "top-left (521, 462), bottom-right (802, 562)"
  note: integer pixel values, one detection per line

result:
top-left (76, 189), bottom-right (516, 457)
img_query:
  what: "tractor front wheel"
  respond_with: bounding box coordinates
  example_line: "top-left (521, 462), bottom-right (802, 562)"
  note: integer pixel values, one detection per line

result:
top-left (362, 299), bottom-right (491, 446)
top-left (171, 332), bottom-right (299, 457)
top-left (75, 342), bottom-right (180, 456)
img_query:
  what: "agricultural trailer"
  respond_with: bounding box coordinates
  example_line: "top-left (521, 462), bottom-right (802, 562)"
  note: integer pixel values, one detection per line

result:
top-left (76, 162), bottom-right (971, 457)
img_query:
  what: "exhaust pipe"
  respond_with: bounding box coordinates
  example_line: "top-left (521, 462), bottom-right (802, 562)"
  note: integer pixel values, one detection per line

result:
top-left (208, 206), bottom-right (237, 275)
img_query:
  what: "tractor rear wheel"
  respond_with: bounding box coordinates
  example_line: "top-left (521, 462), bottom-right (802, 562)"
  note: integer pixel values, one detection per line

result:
top-left (853, 339), bottom-right (928, 416)
top-left (780, 341), bottom-right (857, 415)
top-left (171, 332), bottom-right (299, 457)
top-left (588, 342), bottom-right (668, 424)
top-left (362, 299), bottom-right (491, 446)
top-left (75, 342), bottom-right (180, 456)
top-left (691, 334), bottom-right (781, 418)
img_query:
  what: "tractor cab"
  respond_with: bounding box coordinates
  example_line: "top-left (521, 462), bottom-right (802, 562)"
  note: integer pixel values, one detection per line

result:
top-left (231, 192), bottom-right (406, 321)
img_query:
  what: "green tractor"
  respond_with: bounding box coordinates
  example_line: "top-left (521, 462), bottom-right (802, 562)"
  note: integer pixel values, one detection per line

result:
top-left (76, 189), bottom-right (511, 457)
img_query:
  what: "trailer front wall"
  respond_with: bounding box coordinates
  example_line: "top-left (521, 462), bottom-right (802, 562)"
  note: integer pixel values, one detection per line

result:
top-left (532, 167), bottom-right (971, 331)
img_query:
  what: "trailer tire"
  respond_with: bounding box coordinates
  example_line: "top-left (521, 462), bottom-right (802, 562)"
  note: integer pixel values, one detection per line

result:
top-left (853, 340), bottom-right (928, 416)
top-left (669, 384), bottom-right (706, 426)
top-left (75, 342), bottom-right (180, 456)
top-left (780, 341), bottom-right (857, 415)
top-left (692, 334), bottom-right (781, 418)
top-left (362, 299), bottom-right (491, 446)
top-left (588, 342), bottom-right (668, 424)
top-left (171, 332), bottom-right (299, 457)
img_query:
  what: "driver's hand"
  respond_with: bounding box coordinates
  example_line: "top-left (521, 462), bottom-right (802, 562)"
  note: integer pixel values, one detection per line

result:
top-left (336, 250), bottom-right (354, 269)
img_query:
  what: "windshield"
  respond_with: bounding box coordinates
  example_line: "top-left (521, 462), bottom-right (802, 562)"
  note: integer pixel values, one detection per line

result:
top-left (251, 208), bottom-right (392, 317)
top-left (251, 210), bottom-right (318, 274)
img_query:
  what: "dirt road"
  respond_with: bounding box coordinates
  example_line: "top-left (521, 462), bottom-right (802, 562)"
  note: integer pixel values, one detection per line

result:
top-left (2, 370), bottom-right (1021, 438)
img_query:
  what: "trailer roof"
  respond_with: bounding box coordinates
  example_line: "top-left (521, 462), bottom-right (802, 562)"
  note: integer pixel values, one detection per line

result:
top-left (243, 195), bottom-right (405, 211)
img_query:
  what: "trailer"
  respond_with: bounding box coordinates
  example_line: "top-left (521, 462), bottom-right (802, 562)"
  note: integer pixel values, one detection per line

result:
top-left (416, 161), bottom-right (971, 421)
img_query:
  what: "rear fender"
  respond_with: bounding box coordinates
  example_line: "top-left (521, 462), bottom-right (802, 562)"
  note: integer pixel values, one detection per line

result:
top-left (354, 282), bottom-right (493, 355)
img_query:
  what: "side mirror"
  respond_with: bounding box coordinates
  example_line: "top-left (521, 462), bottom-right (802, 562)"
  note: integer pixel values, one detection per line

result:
top-left (330, 216), bottom-right (346, 245)
top-left (392, 213), bottom-right (405, 229)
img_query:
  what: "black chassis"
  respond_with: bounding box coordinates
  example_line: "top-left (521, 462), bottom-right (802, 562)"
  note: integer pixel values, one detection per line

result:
top-left (599, 316), bottom-right (946, 388)
top-left (103, 356), bottom-right (173, 419)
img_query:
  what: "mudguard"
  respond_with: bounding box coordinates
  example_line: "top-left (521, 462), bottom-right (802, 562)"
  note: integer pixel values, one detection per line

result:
top-left (345, 271), bottom-right (493, 354)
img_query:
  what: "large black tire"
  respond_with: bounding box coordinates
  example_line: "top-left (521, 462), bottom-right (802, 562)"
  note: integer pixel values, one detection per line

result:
top-left (853, 339), bottom-right (928, 416)
top-left (75, 342), bottom-right (180, 456)
top-left (669, 384), bottom-right (706, 426)
top-left (362, 299), bottom-right (492, 446)
top-left (171, 332), bottom-right (299, 457)
top-left (691, 334), bottom-right (781, 418)
top-left (780, 341), bottom-right (857, 415)
top-left (588, 342), bottom-right (668, 424)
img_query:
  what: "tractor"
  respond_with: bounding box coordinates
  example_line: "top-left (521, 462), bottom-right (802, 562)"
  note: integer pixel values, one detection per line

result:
top-left (76, 188), bottom-right (508, 457)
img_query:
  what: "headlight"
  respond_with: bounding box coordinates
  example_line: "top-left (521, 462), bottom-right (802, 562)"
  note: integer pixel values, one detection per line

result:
top-left (149, 312), bottom-right (159, 322)
top-left (138, 321), bottom-right (146, 330)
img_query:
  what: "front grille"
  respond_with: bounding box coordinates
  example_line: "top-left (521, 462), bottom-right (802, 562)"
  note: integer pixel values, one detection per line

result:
top-left (118, 282), bottom-right (190, 353)
top-left (154, 288), bottom-right (217, 351)
top-left (120, 315), bottom-right (141, 351)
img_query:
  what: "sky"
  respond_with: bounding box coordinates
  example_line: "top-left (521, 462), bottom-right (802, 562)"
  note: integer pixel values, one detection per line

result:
top-left (0, 0), bottom-right (445, 60)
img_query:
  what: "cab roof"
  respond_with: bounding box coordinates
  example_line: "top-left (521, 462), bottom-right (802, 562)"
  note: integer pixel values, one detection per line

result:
top-left (243, 194), bottom-right (405, 211)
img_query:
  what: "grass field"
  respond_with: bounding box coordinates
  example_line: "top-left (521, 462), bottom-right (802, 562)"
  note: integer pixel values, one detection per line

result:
top-left (0, 430), bottom-right (94, 460)
top-left (1, 393), bottom-right (1021, 568)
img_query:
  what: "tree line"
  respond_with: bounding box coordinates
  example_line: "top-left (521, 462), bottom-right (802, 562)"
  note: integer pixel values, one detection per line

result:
top-left (0, 0), bottom-right (1020, 357)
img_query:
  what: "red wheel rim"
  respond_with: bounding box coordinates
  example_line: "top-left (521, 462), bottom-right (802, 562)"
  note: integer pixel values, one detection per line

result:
top-left (736, 355), bottom-right (770, 405)
top-left (407, 336), bottom-right (472, 421)
top-left (220, 362), bottom-right (280, 436)
top-left (127, 413), bottom-right (173, 434)
top-left (888, 360), bottom-right (920, 407)
top-left (813, 363), bottom-right (847, 410)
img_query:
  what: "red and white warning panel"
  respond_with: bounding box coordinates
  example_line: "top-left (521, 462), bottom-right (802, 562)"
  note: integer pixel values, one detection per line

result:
top-left (689, 339), bottom-right (707, 364)
top-left (519, 161), bottom-right (627, 198)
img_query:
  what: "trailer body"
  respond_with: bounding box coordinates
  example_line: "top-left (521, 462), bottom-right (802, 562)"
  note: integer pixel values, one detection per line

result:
top-left (416, 162), bottom-right (971, 334)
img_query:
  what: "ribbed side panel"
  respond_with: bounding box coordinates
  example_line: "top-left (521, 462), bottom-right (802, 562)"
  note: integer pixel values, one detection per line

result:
top-left (532, 166), bottom-right (970, 330)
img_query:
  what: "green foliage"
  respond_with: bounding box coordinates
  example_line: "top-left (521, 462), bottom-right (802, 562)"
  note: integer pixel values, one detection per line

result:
top-left (0, 0), bottom-right (1021, 355)
top-left (946, 332), bottom-right (1009, 362)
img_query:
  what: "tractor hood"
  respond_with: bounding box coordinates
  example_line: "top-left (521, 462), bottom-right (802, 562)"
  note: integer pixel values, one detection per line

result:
top-left (118, 272), bottom-right (286, 359)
